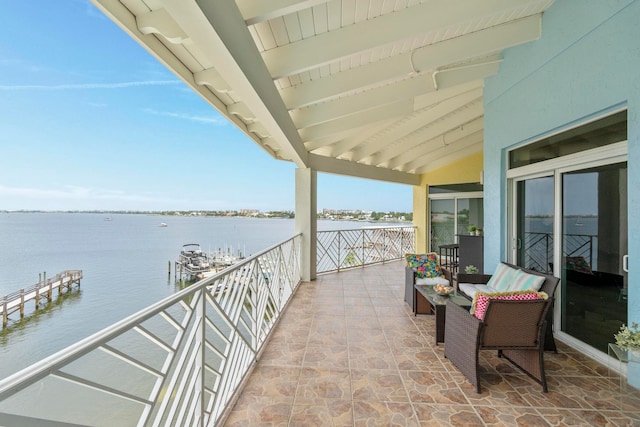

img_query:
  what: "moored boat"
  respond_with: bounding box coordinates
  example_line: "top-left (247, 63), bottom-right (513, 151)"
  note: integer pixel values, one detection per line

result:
top-left (176, 244), bottom-right (211, 277)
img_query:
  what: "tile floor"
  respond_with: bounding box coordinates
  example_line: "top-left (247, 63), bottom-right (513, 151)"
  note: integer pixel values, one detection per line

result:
top-left (223, 260), bottom-right (640, 426)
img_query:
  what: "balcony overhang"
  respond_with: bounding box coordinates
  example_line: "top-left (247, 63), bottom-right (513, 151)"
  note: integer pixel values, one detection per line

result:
top-left (91, 0), bottom-right (554, 185)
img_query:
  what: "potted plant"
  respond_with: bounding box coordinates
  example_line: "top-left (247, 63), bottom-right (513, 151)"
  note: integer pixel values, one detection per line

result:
top-left (476, 228), bottom-right (483, 236)
top-left (468, 225), bottom-right (477, 235)
top-left (465, 265), bottom-right (479, 274)
top-left (615, 322), bottom-right (640, 357)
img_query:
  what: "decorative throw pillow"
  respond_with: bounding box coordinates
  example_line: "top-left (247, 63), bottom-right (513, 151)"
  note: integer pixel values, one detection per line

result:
top-left (405, 253), bottom-right (442, 278)
top-left (507, 269), bottom-right (546, 292)
top-left (485, 262), bottom-right (517, 292)
top-left (471, 290), bottom-right (548, 320)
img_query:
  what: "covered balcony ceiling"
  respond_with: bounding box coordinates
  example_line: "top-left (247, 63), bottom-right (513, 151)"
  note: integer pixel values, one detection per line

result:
top-left (93, 0), bottom-right (554, 185)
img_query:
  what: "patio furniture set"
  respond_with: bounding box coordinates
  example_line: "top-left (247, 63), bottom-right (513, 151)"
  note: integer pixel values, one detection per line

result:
top-left (404, 253), bottom-right (560, 393)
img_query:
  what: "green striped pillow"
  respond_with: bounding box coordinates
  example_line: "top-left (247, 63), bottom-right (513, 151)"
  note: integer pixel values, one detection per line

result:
top-left (485, 263), bottom-right (517, 292)
top-left (508, 269), bottom-right (546, 292)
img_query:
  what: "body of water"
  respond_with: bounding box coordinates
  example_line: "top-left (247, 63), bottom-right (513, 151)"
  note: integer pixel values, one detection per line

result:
top-left (0, 212), bottom-right (391, 379)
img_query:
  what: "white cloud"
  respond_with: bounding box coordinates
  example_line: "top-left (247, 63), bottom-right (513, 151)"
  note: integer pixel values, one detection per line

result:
top-left (143, 108), bottom-right (227, 126)
top-left (0, 81), bottom-right (181, 91)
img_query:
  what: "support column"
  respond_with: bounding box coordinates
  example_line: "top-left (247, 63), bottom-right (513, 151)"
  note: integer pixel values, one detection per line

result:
top-left (295, 168), bottom-right (317, 282)
top-left (413, 182), bottom-right (428, 253)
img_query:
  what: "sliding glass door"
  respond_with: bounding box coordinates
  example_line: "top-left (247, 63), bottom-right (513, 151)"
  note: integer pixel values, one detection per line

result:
top-left (561, 162), bottom-right (628, 352)
top-left (508, 110), bottom-right (628, 357)
top-left (429, 184), bottom-right (483, 252)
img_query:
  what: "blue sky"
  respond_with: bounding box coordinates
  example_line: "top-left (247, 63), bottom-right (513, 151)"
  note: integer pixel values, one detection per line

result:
top-left (0, 1), bottom-right (412, 212)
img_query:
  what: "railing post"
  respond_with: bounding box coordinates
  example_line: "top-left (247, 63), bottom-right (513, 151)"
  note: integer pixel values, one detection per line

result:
top-left (362, 230), bottom-right (365, 267)
top-left (337, 231), bottom-right (341, 272)
top-left (197, 289), bottom-right (205, 427)
top-left (546, 234), bottom-right (550, 273)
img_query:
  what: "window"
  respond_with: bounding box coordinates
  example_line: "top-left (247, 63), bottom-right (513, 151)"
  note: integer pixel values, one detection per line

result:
top-left (429, 185), bottom-right (483, 251)
top-left (509, 111), bottom-right (627, 169)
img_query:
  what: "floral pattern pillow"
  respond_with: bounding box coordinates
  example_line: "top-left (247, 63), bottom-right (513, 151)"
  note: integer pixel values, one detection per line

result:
top-left (405, 253), bottom-right (442, 278)
top-left (565, 256), bottom-right (593, 275)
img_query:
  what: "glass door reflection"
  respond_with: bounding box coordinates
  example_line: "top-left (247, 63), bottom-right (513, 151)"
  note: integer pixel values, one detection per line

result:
top-left (516, 176), bottom-right (554, 273)
top-left (561, 162), bottom-right (628, 353)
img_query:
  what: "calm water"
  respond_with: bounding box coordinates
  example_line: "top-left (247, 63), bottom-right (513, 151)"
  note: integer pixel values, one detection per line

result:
top-left (0, 213), bottom-right (380, 379)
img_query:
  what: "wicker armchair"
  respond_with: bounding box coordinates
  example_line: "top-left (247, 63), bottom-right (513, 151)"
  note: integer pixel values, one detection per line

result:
top-left (444, 298), bottom-right (551, 393)
top-left (452, 264), bottom-right (559, 353)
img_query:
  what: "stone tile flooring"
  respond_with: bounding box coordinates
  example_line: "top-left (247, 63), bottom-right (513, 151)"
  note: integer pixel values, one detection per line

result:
top-left (224, 260), bottom-right (640, 426)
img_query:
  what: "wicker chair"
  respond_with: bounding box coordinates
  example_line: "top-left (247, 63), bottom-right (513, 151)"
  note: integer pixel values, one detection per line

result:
top-left (452, 264), bottom-right (559, 353)
top-left (444, 298), bottom-right (551, 393)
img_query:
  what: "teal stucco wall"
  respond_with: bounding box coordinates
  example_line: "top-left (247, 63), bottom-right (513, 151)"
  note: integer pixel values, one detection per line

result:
top-left (483, 0), bottom-right (640, 386)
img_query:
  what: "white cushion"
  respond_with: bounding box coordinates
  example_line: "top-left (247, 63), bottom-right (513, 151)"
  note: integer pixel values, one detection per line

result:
top-left (415, 276), bottom-right (450, 286)
top-left (485, 263), bottom-right (518, 292)
top-left (507, 269), bottom-right (546, 292)
top-left (458, 283), bottom-right (498, 299)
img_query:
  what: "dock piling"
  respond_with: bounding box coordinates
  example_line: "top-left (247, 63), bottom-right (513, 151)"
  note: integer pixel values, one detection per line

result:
top-left (2, 297), bottom-right (7, 327)
top-left (19, 290), bottom-right (24, 317)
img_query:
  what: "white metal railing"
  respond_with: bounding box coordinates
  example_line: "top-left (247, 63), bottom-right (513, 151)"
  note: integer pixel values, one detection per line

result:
top-left (317, 226), bottom-right (415, 273)
top-left (0, 235), bottom-right (302, 427)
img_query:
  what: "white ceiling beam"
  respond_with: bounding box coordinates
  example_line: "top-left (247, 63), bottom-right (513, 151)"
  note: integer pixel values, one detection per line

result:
top-left (413, 141), bottom-right (484, 174)
top-left (136, 8), bottom-right (190, 44)
top-left (299, 100), bottom-right (414, 141)
top-left (307, 154), bottom-right (419, 186)
top-left (292, 75), bottom-right (435, 129)
top-left (238, 0), bottom-right (329, 25)
top-left (293, 77), bottom-right (484, 132)
top-left (411, 14), bottom-right (540, 73)
top-left (194, 68), bottom-right (232, 94)
top-left (413, 80), bottom-right (483, 111)
top-left (329, 120), bottom-right (398, 157)
top-left (304, 118), bottom-right (397, 153)
top-left (227, 102), bottom-right (256, 122)
top-left (367, 101), bottom-right (483, 166)
top-left (350, 89), bottom-right (483, 161)
top-left (263, 1), bottom-right (541, 78)
top-left (281, 57), bottom-right (409, 109)
top-left (388, 121), bottom-right (484, 170)
top-left (304, 134), bottom-right (344, 152)
top-left (278, 13), bottom-right (529, 109)
top-left (403, 131), bottom-right (484, 173)
top-left (434, 59), bottom-right (501, 89)
top-left (190, 0), bottom-right (308, 167)
top-left (381, 116), bottom-right (484, 168)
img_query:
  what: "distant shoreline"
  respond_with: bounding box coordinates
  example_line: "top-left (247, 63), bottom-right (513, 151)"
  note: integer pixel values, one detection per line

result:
top-left (0, 210), bottom-right (413, 223)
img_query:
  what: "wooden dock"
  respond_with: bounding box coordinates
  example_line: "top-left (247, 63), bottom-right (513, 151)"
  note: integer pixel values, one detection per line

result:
top-left (1, 270), bottom-right (82, 327)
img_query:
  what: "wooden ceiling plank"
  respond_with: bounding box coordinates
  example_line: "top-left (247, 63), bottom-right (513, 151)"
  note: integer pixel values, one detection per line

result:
top-left (350, 88), bottom-right (483, 161)
top-left (263, 0), bottom-right (541, 78)
top-left (413, 141), bottom-right (484, 174)
top-left (367, 101), bottom-right (483, 165)
top-left (328, 119), bottom-right (399, 157)
top-left (280, 15), bottom-right (538, 109)
top-left (403, 131), bottom-right (483, 172)
top-left (299, 100), bottom-right (414, 140)
top-left (239, 0), bottom-right (330, 25)
top-left (386, 120), bottom-right (483, 169)
top-left (292, 75), bottom-right (435, 128)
